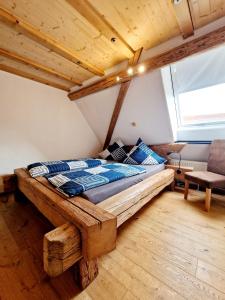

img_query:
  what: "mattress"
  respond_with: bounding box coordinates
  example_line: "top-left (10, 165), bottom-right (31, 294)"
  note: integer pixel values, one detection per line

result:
top-left (82, 163), bottom-right (165, 204)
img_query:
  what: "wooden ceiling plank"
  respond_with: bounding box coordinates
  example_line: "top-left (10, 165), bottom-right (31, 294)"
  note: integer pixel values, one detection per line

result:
top-left (68, 24), bottom-right (225, 101)
top-left (103, 48), bottom-right (143, 148)
top-left (0, 64), bottom-right (70, 91)
top-left (0, 6), bottom-right (104, 77)
top-left (66, 0), bottom-right (135, 58)
top-left (172, 0), bottom-right (194, 39)
top-left (0, 48), bottom-right (82, 86)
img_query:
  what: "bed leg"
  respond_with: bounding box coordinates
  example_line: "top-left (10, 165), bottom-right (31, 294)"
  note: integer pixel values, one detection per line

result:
top-left (170, 180), bottom-right (175, 191)
top-left (77, 258), bottom-right (99, 289)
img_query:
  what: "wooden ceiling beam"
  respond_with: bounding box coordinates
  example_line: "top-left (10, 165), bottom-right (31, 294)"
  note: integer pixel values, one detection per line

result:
top-left (0, 64), bottom-right (70, 91)
top-left (0, 48), bottom-right (82, 86)
top-left (66, 0), bottom-right (135, 58)
top-left (68, 25), bottom-right (225, 101)
top-left (103, 48), bottom-right (142, 148)
top-left (172, 0), bottom-right (194, 39)
top-left (0, 7), bottom-right (104, 77)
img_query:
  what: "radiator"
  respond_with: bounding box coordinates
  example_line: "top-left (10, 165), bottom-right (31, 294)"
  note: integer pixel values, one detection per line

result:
top-left (169, 159), bottom-right (208, 171)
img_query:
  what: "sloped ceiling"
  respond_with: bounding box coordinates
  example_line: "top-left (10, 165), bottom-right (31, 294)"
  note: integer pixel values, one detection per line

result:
top-left (0, 0), bottom-right (225, 91)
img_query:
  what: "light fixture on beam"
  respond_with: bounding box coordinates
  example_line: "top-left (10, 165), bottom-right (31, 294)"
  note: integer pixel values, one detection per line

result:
top-left (116, 76), bottom-right (120, 82)
top-left (127, 67), bottom-right (133, 76)
top-left (138, 64), bottom-right (145, 74)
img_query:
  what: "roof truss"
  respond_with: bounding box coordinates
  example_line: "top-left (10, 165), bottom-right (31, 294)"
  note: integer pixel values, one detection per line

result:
top-left (0, 0), bottom-right (225, 91)
top-left (0, 6), bottom-right (104, 77)
top-left (103, 48), bottom-right (143, 148)
top-left (69, 25), bottom-right (225, 101)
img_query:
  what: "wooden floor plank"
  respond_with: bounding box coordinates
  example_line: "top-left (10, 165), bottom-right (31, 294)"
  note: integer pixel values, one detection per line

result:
top-left (101, 252), bottom-right (184, 299)
top-left (116, 237), bottom-right (225, 300)
top-left (133, 215), bottom-right (225, 273)
top-left (196, 260), bottom-right (225, 294)
top-left (144, 205), bottom-right (225, 252)
top-left (1, 191), bottom-right (225, 299)
top-left (83, 266), bottom-right (127, 300)
top-left (119, 223), bottom-right (197, 275)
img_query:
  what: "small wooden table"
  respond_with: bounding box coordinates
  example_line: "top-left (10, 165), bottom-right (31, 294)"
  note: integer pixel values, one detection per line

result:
top-left (166, 164), bottom-right (194, 190)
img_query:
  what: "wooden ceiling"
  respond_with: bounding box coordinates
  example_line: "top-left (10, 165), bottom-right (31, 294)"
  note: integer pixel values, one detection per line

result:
top-left (0, 0), bottom-right (225, 92)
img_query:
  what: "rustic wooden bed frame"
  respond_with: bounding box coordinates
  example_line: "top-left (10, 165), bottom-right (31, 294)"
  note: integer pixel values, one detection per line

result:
top-left (14, 167), bottom-right (174, 289)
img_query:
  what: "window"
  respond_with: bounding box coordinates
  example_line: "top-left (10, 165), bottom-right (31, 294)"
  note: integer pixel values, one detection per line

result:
top-left (162, 44), bottom-right (225, 141)
top-left (176, 83), bottom-right (225, 127)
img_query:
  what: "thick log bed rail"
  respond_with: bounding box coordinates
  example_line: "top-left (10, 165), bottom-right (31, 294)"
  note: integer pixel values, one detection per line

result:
top-left (14, 167), bottom-right (174, 289)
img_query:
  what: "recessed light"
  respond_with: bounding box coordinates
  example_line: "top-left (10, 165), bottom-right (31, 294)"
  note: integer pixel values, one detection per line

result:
top-left (138, 65), bottom-right (145, 73)
top-left (127, 67), bottom-right (133, 75)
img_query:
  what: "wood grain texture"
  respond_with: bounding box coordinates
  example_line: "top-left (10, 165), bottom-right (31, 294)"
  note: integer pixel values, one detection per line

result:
top-left (0, 174), bottom-right (16, 194)
top-left (189, 0), bottom-right (225, 29)
top-left (14, 167), bottom-right (173, 280)
top-left (0, 20), bottom-right (93, 83)
top-left (78, 258), bottom-right (98, 290)
top-left (1, 191), bottom-right (225, 298)
top-left (14, 168), bottom-right (117, 261)
top-left (0, 0), bottom-right (128, 72)
top-left (103, 81), bottom-right (131, 149)
top-left (0, 6), bottom-right (104, 76)
top-left (103, 48), bottom-right (142, 148)
top-left (98, 169), bottom-right (174, 226)
top-left (0, 63), bottom-right (70, 91)
top-left (43, 222), bottom-right (82, 277)
top-left (65, 0), bottom-right (134, 58)
top-left (0, 47), bottom-right (82, 86)
top-left (69, 25), bottom-right (225, 100)
top-left (172, 0), bottom-right (194, 38)
top-left (88, 0), bottom-right (180, 50)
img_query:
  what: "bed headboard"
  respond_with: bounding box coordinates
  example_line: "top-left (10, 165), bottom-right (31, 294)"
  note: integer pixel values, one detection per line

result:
top-left (125, 143), bottom-right (185, 158)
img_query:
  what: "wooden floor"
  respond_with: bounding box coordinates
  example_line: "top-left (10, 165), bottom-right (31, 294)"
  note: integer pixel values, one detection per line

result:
top-left (1, 190), bottom-right (225, 300)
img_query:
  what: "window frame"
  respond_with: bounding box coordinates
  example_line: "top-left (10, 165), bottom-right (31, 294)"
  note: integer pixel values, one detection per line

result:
top-left (170, 66), bottom-right (225, 129)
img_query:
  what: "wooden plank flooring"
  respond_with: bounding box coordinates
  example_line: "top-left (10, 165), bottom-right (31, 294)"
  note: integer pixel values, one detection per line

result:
top-left (0, 190), bottom-right (225, 299)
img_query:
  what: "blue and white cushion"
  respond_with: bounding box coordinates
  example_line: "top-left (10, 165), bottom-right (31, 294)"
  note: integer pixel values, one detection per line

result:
top-left (123, 138), bottom-right (166, 165)
top-left (98, 139), bottom-right (127, 162)
top-left (28, 158), bottom-right (107, 177)
top-left (46, 163), bottom-right (146, 197)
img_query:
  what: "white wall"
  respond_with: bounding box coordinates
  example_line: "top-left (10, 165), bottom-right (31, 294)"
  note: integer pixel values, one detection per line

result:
top-left (0, 71), bottom-right (101, 174)
top-left (77, 70), bottom-right (174, 146)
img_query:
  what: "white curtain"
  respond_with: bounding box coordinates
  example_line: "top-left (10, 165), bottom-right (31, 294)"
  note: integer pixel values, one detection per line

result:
top-left (171, 44), bottom-right (225, 93)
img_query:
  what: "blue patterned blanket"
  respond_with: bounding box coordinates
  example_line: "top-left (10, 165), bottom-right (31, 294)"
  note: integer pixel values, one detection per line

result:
top-left (28, 158), bottom-right (107, 177)
top-left (46, 163), bottom-right (146, 197)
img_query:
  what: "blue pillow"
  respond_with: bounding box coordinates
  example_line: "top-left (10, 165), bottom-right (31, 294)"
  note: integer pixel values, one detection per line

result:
top-left (98, 139), bottom-right (127, 162)
top-left (123, 138), bottom-right (166, 165)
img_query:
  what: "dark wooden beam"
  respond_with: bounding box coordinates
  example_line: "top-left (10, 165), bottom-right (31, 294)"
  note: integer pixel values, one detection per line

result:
top-left (172, 0), bottom-right (194, 39)
top-left (68, 25), bottom-right (225, 101)
top-left (103, 48), bottom-right (143, 148)
top-left (0, 6), bottom-right (104, 76)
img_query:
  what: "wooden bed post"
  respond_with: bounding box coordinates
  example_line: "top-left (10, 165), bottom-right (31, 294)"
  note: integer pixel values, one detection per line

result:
top-left (78, 258), bottom-right (99, 289)
top-left (44, 223), bottom-right (98, 289)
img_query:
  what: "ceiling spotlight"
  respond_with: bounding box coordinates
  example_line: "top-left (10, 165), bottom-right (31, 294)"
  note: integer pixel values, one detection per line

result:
top-left (116, 76), bottom-right (120, 82)
top-left (127, 67), bottom-right (133, 75)
top-left (138, 64), bottom-right (145, 73)
top-left (173, 0), bottom-right (182, 4)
